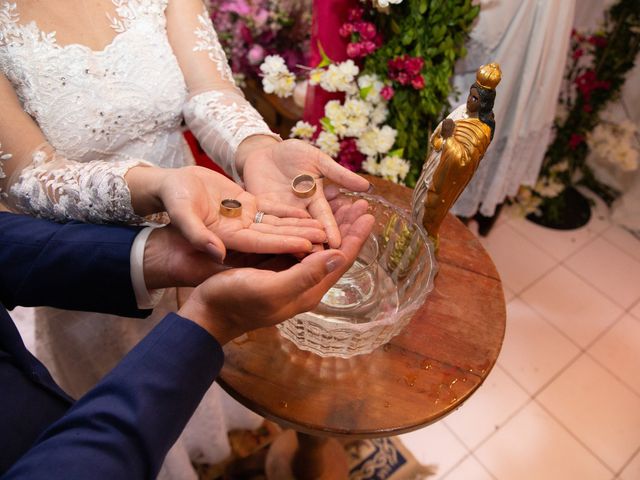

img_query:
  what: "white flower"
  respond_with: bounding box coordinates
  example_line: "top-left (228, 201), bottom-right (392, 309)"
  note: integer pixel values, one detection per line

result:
top-left (587, 121), bottom-right (639, 172)
top-left (342, 98), bottom-right (372, 137)
top-left (260, 55), bottom-right (296, 97)
top-left (357, 126), bottom-right (397, 156)
top-left (357, 74), bottom-right (384, 104)
top-left (514, 186), bottom-right (543, 216)
top-left (289, 121), bottom-right (317, 140)
top-left (534, 177), bottom-right (565, 198)
top-left (260, 55), bottom-right (289, 75)
top-left (324, 99), bottom-right (371, 137)
top-left (308, 68), bottom-right (324, 86)
top-left (370, 103), bottom-right (389, 126)
top-left (315, 131), bottom-right (340, 157)
top-left (361, 156), bottom-right (380, 175)
top-left (379, 155), bottom-right (410, 184)
top-left (374, 0), bottom-right (404, 6)
top-left (319, 61), bottom-right (359, 94)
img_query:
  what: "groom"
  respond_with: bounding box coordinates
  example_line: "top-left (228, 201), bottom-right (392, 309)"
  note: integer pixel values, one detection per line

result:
top-left (0, 208), bottom-right (373, 479)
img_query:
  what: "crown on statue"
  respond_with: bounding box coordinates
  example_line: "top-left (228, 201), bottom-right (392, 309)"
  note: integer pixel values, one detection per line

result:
top-left (476, 63), bottom-right (502, 90)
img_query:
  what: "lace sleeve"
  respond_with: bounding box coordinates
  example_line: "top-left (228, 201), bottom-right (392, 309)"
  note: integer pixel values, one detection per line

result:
top-left (7, 147), bottom-right (147, 224)
top-left (166, 0), bottom-right (281, 183)
top-left (0, 73), bottom-right (146, 224)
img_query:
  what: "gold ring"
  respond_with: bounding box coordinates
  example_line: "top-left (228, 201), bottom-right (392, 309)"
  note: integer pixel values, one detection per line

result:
top-left (291, 174), bottom-right (317, 198)
top-left (220, 199), bottom-right (242, 218)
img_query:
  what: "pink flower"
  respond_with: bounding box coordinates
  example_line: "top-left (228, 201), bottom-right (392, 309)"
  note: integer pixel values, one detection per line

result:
top-left (396, 72), bottom-right (409, 85)
top-left (347, 7), bottom-right (365, 22)
top-left (253, 8), bottom-right (269, 29)
top-left (381, 85), bottom-right (395, 100)
top-left (346, 42), bottom-right (363, 58)
top-left (411, 74), bottom-right (425, 90)
top-left (339, 23), bottom-right (354, 37)
top-left (358, 22), bottom-right (377, 41)
top-left (247, 44), bottom-right (265, 65)
top-left (221, 0), bottom-right (251, 16)
top-left (362, 41), bottom-right (377, 55)
top-left (569, 133), bottom-right (585, 150)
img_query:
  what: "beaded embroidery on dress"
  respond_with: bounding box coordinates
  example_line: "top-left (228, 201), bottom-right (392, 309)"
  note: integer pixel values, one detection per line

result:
top-left (0, 0), bottom-right (188, 167)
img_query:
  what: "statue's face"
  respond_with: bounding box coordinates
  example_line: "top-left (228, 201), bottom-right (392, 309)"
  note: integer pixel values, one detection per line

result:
top-left (466, 87), bottom-right (480, 113)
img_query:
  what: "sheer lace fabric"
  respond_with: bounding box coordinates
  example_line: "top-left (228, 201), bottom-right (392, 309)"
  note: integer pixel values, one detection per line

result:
top-left (0, 0), bottom-right (278, 221)
top-left (172, 3), bottom-right (281, 182)
top-left (9, 148), bottom-right (146, 224)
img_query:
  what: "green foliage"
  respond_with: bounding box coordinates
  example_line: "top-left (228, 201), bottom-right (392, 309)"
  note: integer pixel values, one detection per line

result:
top-left (363, 0), bottom-right (479, 185)
top-left (535, 0), bottom-right (640, 217)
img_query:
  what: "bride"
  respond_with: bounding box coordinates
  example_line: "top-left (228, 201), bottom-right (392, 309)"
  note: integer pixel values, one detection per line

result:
top-left (0, 0), bottom-right (369, 477)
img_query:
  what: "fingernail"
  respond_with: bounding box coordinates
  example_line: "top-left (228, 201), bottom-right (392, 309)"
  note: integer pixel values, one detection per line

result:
top-left (326, 254), bottom-right (345, 273)
top-left (206, 243), bottom-right (225, 263)
top-left (367, 183), bottom-right (375, 193)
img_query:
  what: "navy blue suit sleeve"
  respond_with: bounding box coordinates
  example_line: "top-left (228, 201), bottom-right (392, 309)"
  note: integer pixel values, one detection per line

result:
top-left (2, 313), bottom-right (224, 480)
top-left (0, 212), bottom-right (148, 317)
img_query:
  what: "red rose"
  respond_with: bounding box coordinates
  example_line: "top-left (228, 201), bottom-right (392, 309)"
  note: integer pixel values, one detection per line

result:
top-left (405, 57), bottom-right (424, 76)
top-left (411, 75), bottom-right (425, 90)
top-left (396, 72), bottom-right (409, 85)
top-left (569, 133), bottom-right (585, 150)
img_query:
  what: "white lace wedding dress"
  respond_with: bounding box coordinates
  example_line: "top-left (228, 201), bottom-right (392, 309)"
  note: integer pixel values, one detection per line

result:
top-left (0, 1), bottom-right (280, 478)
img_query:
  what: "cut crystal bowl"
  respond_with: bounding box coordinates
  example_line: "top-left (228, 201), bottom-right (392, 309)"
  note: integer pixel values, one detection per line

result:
top-left (277, 191), bottom-right (438, 358)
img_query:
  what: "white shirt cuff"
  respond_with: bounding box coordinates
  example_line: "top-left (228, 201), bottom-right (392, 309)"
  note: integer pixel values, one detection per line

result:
top-left (131, 226), bottom-right (166, 309)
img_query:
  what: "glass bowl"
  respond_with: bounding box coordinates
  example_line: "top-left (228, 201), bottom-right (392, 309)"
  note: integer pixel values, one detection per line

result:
top-left (277, 191), bottom-right (438, 358)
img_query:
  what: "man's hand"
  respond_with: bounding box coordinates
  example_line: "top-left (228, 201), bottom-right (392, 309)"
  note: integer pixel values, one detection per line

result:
top-left (177, 199), bottom-right (375, 345)
top-left (240, 138), bottom-right (371, 248)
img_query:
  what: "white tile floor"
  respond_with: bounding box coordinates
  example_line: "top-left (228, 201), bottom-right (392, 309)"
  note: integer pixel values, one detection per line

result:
top-left (9, 196), bottom-right (640, 480)
top-left (399, 199), bottom-right (640, 480)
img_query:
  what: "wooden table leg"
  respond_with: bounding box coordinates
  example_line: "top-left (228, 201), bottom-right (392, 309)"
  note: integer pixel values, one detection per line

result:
top-left (265, 430), bottom-right (348, 480)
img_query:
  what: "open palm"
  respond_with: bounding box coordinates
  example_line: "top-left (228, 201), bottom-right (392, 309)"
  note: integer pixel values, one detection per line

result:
top-left (242, 139), bottom-right (370, 248)
top-left (158, 166), bottom-right (326, 258)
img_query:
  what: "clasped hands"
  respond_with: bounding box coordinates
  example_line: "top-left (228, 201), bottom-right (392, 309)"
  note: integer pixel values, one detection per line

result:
top-left (127, 138), bottom-right (373, 344)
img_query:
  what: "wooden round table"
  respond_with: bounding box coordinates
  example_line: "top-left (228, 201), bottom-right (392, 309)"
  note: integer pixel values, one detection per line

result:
top-left (218, 176), bottom-right (506, 478)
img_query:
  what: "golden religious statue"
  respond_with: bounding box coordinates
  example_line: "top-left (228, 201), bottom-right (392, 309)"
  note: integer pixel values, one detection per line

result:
top-left (412, 63), bottom-right (502, 250)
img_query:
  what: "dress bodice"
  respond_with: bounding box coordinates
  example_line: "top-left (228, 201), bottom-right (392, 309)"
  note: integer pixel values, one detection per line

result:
top-left (0, 0), bottom-right (189, 167)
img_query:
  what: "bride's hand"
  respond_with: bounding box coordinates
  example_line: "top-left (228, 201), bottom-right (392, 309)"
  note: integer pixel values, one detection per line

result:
top-left (127, 165), bottom-right (326, 260)
top-left (237, 137), bottom-right (371, 248)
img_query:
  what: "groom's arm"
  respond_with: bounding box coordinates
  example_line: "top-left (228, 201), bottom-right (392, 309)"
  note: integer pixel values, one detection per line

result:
top-left (0, 212), bottom-right (148, 317)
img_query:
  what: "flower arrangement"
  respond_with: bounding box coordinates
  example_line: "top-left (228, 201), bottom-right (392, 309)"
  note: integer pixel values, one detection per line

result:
top-left (262, 52), bottom-right (411, 183)
top-left (259, 1), bottom-right (478, 185)
top-left (516, 0), bottom-right (640, 226)
top-left (207, 0), bottom-right (312, 83)
top-left (362, 0), bottom-right (479, 184)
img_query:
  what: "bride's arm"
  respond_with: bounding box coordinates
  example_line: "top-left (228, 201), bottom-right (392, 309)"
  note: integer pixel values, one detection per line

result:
top-left (165, 0), bottom-right (281, 184)
top-left (0, 72), bottom-right (153, 224)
